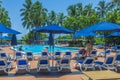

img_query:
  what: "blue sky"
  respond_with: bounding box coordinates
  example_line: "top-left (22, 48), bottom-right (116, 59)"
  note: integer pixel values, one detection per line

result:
top-left (2, 0), bottom-right (111, 39)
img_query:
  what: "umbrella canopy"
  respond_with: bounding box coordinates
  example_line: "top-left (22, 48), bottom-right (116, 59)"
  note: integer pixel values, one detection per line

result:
top-left (11, 34), bottom-right (17, 46)
top-left (33, 24), bottom-right (73, 34)
top-left (0, 24), bottom-right (21, 34)
top-left (74, 29), bottom-right (97, 38)
top-left (0, 36), bottom-right (12, 40)
top-left (107, 32), bottom-right (120, 37)
top-left (92, 21), bottom-right (120, 32)
top-left (33, 24), bottom-right (73, 52)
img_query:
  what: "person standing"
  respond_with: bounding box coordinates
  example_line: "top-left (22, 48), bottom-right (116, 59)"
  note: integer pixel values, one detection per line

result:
top-left (85, 41), bottom-right (93, 56)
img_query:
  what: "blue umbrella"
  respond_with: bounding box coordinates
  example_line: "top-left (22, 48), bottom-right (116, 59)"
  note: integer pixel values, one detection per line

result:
top-left (0, 24), bottom-right (21, 34)
top-left (107, 32), bottom-right (120, 37)
top-left (74, 29), bottom-right (97, 38)
top-left (33, 24), bottom-right (73, 34)
top-left (33, 24), bottom-right (73, 52)
top-left (92, 21), bottom-right (120, 32)
top-left (0, 36), bottom-right (12, 40)
top-left (11, 34), bottom-right (17, 46)
top-left (85, 21), bottom-right (120, 58)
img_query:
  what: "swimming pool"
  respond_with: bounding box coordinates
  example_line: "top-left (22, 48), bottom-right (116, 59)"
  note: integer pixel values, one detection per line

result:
top-left (14, 45), bottom-right (79, 55)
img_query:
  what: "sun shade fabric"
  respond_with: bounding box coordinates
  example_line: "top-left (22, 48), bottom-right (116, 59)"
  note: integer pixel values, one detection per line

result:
top-left (0, 24), bottom-right (21, 34)
top-left (33, 24), bottom-right (73, 34)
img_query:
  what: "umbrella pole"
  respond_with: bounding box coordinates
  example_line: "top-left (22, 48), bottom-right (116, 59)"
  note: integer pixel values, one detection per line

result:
top-left (104, 34), bottom-right (107, 59)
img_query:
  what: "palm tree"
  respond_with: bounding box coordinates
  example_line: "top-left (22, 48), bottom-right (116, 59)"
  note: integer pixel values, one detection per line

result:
top-left (20, 0), bottom-right (32, 30)
top-left (57, 13), bottom-right (66, 26)
top-left (0, 1), bottom-right (11, 27)
top-left (76, 3), bottom-right (83, 16)
top-left (111, 0), bottom-right (120, 9)
top-left (95, 0), bottom-right (111, 18)
top-left (47, 10), bottom-right (56, 24)
top-left (30, 1), bottom-right (48, 27)
top-left (67, 5), bottom-right (77, 17)
top-left (83, 4), bottom-right (94, 16)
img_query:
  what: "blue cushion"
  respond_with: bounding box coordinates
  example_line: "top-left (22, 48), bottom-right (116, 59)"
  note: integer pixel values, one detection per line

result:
top-left (0, 61), bottom-right (5, 66)
top-left (91, 51), bottom-right (97, 54)
top-left (55, 52), bottom-right (60, 55)
top-left (85, 59), bottom-right (93, 64)
top-left (94, 61), bottom-right (103, 65)
top-left (1, 53), bottom-right (6, 57)
top-left (7, 62), bottom-right (11, 66)
top-left (116, 55), bottom-right (120, 61)
top-left (16, 52), bottom-right (22, 56)
top-left (18, 60), bottom-right (27, 65)
top-left (106, 57), bottom-right (113, 64)
top-left (66, 52), bottom-right (71, 55)
top-left (76, 60), bottom-right (84, 64)
top-left (42, 52), bottom-right (47, 55)
top-left (27, 52), bottom-right (32, 56)
top-left (40, 60), bottom-right (48, 64)
top-left (61, 59), bottom-right (69, 64)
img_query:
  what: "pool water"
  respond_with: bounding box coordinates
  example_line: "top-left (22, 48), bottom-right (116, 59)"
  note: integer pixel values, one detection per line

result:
top-left (14, 45), bottom-right (79, 55)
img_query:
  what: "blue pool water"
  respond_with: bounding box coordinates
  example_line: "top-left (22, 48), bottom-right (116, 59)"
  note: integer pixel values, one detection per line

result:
top-left (14, 45), bottom-right (79, 55)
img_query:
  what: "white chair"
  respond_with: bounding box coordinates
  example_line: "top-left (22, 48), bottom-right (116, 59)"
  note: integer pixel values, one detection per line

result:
top-left (0, 59), bottom-right (13, 73)
top-left (26, 52), bottom-right (34, 60)
top-left (56, 58), bottom-right (70, 71)
top-left (63, 51), bottom-right (71, 59)
top-left (16, 58), bottom-right (30, 72)
top-left (54, 51), bottom-right (61, 59)
top-left (74, 57), bottom-right (95, 72)
top-left (37, 58), bottom-right (50, 72)
top-left (114, 53), bottom-right (120, 67)
top-left (15, 52), bottom-right (23, 60)
top-left (94, 56), bottom-right (117, 71)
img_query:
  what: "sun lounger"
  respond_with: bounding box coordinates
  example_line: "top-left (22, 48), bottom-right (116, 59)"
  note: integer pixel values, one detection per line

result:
top-left (63, 51), bottom-right (71, 59)
top-left (94, 56), bottom-right (117, 71)
top-left (0, 52), bottom-right (8, 60)
top-left (16, 59), bottom-right (30, 72)
top-left (99, 49), bottom-right (110, 57)
top-left (15, 52), bottom-right (23, 60)
top-left (89, 49), bottom-right (97, 58)
top-left (74, 49), bottom-right (86, 59)
top-left (56, 58), bottom-right (70, 71)
top-left (54, 51), bottom-right (61, 59)
top-left (26, 52), bottom-right (34, 60)
top-left (37, 58), bottom-right (50, 72)
top-left (114, 53), bottom-right (120, 67)
top-left (96, 44), bottom-right (104, 49)
top-left (74, 57), bottom-right (95, 72)
top-left (0, 59), bottom-right (13, 73)
top-left (41, 52), bottom-right (49, 58)
top-left (0, 52), bottom-right (13, 60)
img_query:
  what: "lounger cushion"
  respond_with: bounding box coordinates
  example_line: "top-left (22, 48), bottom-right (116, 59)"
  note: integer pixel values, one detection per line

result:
top-left (94, 61), bottom-right (103, 65)
top-left (18, 60), bottom-right (27, 65)
top-left (0, 61), bottom-right (5, 65)
top-left (16, 52), bottom-right (22, 56)
top-left (27, 52), bottom-right (32, 56)
top-left (7, 62), bottom-right (12, 66)
top-left (106, 57), bottom-right (113, 64)
top-left (76, 60), bottom-right (84, 64)
top-left (56, 52), bottom-right (60, 55)
top-left (116, 55), bottom-right (120, 61)
top-left (42, 52), bottom-right (47, 55)
top-left (61, 60), bottom-right (69, 64)
top-left (1, 53), bottom-right (6, 57)
top-left (85, 59), bottom-right (94, 64)
top-left (40, 60), bottom-right (48, 64)
top-left (66, 52), bottom-right (71, 55)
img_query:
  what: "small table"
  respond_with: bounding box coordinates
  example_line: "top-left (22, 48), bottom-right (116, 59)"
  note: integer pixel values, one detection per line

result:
top-left (84, 70), bottom-right (120, 80)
